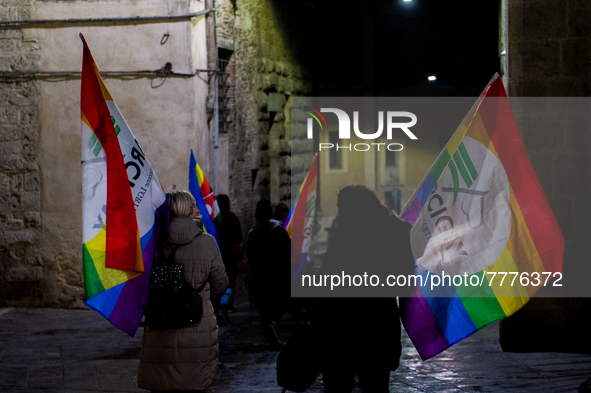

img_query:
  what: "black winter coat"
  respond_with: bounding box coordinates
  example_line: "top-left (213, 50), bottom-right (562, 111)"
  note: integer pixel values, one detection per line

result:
top-left (314, 214), bottom-right (414, 372)
top-left (246, 219), bottom-right (292, 307)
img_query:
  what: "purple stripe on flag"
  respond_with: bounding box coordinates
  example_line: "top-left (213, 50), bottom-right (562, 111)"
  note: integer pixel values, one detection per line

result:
top-left (402, 198), bottom-right (424, 225)
top-left (400, 288), bottom-right (450, 360)
top-left (108, 203), bottom-right (169, 336)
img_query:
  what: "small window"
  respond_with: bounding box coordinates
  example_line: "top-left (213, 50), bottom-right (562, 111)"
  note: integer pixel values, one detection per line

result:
top-left (218, 48), bottom-right (234, 134)
top-left (329, 131), bottom-right (342, 169)
top-left (386, 149), bottom-right (398, 167)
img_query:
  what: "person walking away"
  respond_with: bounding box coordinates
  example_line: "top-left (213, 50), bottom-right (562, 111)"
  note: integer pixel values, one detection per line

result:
top-left (273, 202), bottom-right (290, 226)
top-left (314, 185), bottom-right (414, 393)
top-left (273, 202), bottom-right (308, 328)
top-left (138, 190), bottom-right (229, 393)
top-left (246, 199), bottom-right (292, 347)
top-left (215, 194), bottom-right (243, 313)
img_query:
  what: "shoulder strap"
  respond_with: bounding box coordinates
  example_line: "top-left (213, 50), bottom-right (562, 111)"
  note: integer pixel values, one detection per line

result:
top-left (196, 277), bottom-right (209, 294)
top-left (155, 242), bottom-right (181, 267)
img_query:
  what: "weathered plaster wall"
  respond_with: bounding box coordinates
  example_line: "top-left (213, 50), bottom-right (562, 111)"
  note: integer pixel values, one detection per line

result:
top-left (0, 0), bottom-right (212, 307)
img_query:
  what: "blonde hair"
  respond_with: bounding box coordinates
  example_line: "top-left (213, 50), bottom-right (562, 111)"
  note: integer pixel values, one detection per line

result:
top-left (166, 190), bottom-right (196, 217)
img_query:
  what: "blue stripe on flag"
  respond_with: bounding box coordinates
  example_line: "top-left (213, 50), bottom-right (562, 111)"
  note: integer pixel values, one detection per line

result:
top-left (140, 224), bottom-right (154, 250)
top-left (86, 281), bottom-right (124, 320)
top-left (421, 272), bottom-right (477, 345)
top-left (416, 174), bottom-right (437, 205)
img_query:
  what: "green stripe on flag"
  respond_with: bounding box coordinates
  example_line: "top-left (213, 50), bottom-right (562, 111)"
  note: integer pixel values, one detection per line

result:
top-left (447, 160), bottom-right (459, 204)
top-left (88, 133), bottom-right (104, 157)
top-left (83, 244), bottom-right (105, 299)
top-left (455, 271), bottom-right (507, 329)
top-left (93, 140), bottom-right (103, 157)
top-left (458, 143), bottom-right (478, 181)
top-left (431, 151), bottom-right (452, 180)
top-left (110, 116), bottom-right (121, 135)
top-left (88, 133), bottom-right (97, 149)
top-left (453, 151), bottom-right (472, 188)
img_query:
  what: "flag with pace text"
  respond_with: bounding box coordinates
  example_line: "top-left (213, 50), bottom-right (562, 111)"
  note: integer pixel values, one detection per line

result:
top-left (400, 74), bottom-right (564, 360)
top-left (81, 34), bottom-right (168, 336)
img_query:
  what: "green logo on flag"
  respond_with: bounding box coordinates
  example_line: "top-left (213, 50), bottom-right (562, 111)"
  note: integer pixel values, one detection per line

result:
top-left (446, 142), bottom-right (479, 205)
top-left (88, 116), bottom-right (121, 157)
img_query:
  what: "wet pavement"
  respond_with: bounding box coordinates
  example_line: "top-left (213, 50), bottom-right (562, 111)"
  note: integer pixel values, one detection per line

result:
top-left (0, 304), bottom-right (590, 392)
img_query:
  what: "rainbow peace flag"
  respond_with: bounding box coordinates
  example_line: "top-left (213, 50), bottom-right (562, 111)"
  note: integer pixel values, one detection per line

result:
top-left (399, 74), bottom-right (564, 360)
top-left (285, 155), bottom-right (318, 279)
top-left (189, 150), bottom-right (221, 244)
top-left (81, 34), bottom-right (168, 336)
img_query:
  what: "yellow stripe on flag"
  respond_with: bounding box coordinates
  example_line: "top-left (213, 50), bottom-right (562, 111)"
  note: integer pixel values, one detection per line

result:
top-left (468, 113), bottom-right (546, 287)
top-left (85, 227), bottom-right (142, 291)
top-left (195, 163), bottom-right (205, 186)
top-left (483, 247), bottom-right (529, 315)
top-left (93, 64), bottom-right (113, 102)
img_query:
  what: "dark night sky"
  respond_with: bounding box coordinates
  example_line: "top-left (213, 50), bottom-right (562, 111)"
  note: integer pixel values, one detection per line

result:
top-left (309, 0), bottom-right (500, 96)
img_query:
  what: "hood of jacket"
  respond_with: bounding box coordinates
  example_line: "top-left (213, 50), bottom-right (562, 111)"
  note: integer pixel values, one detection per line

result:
top-left (166, 216), bottom-right (204, 245)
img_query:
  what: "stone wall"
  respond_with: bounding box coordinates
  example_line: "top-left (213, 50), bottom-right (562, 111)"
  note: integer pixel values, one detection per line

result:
top-left (501, 0), bottom-right (591, 353)
top-left (0, 0), bottom-right (313, 308)
top-left (0, 0), bottom-right (212, 308)
top-left (507, 0), bottom-right (591, 239)
top-left (0, 0), bottom-right (46, 306)
top-left (216, 0), bottom-right (313, 234)
top-left (507, 0), bottom-right (591, 266)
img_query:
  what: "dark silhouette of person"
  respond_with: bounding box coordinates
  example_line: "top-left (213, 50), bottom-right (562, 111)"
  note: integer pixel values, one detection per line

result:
top-left (246, 199), bottom-right (292, 346)
top-left (273, 202), bottom-right (290, 226)
top-left (215, 194), bottom-right (243, 313)
top-left (272, 202), bottom-right (311, 328)
top-left (314, 185), bottom-right (414, 392)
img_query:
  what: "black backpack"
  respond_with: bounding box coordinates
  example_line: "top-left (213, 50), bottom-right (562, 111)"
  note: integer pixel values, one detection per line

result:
top-left (144, 241), bottom-right (207, 330)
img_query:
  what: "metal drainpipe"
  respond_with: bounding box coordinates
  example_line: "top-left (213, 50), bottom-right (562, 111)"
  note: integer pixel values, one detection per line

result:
top-left (205, 0), bottom-right (220, 194)
top-left (213, 0), bottom-right (219, 195)
top-left (213, 0), bottom-right (220, 194)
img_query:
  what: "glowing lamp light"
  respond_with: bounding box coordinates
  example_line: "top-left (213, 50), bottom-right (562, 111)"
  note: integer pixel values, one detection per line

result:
top-left (428, 75), bottom-right (437, 81)
top-left (403, 0), bottom-right (412, 2)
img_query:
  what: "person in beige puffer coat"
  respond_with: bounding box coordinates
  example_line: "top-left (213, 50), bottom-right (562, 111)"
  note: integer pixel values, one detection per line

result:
top-left (138, 190), bottom-right (229, 393)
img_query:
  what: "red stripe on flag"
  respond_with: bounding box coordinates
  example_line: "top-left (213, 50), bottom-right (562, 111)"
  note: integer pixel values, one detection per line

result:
top-left (199, 177), bottom-right (210, 195)
top-left (81, 35), bottom-right (139, 271)
top-left (478, 76), bottom-right (564, 273)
